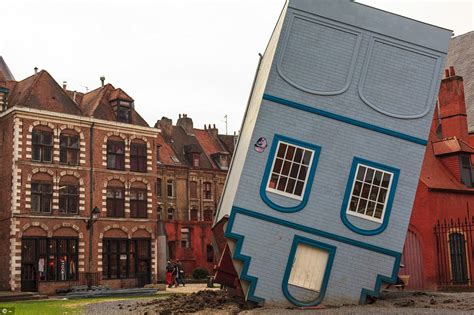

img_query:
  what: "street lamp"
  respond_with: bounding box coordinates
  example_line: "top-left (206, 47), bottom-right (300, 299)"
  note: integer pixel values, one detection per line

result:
top-left (86, 206), bottom-right (100, 230)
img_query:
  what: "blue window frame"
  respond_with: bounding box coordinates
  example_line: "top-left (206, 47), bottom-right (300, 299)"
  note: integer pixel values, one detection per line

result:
top-left (282, 235), bottom-right (336, 307)
top-left (340, 157), bottom-right (400, 235)
top-left (260, 134), bottom-right (321, 212)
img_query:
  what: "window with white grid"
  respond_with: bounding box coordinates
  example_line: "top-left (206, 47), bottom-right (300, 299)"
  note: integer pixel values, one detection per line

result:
top-left (267, 141), bottom-right (314, 200)
top-left (346, 164), bottom-right (394, 223)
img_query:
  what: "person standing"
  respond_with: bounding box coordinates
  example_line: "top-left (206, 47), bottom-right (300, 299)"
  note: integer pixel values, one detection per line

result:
top-left (176, 260), bottom-right (185, 287)
top-left (166, 260), bottom-right (174, 287)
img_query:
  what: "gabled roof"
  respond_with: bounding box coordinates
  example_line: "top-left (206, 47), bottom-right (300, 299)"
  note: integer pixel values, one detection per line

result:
top-left (171, 126), bottom-right (215, 169)
top-left (79, 84), bottom-right (148, 127)
top-left (432, 137), bottom-right (474, 156)
top-left (218, 134), bottom-right (236, 154)
top-left (0, 56), bottom-right (15, 81)
top-left (446, 31), bottom-right (474, 132)
top-left (156, 133), bottom-right (181, 166)
top-left (7, 70), bottom-right (83, 115)
top-left (420, 131), bottom-right (474, 193)
top-left (194, 129), bottom-right (229, 169)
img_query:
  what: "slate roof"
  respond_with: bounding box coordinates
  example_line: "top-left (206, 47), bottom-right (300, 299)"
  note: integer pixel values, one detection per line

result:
top-left (446, 31), bottom-right (474, 132)
top-left (156, 133), bottom-right (181, 166)
top-left (7, 70), bottom-right (83, 116)
top-left (0, 56), bottom-right (15, 81)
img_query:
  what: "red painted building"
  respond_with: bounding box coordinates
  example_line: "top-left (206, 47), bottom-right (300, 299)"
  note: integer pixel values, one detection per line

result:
top-left (402, 67), bottom-right (474, 290)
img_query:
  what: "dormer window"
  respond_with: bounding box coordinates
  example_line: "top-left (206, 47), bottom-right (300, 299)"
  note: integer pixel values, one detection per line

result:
top-left (192, 153), bottom-right (200, 167)
top-left (460, 154), bottom-right (473, 188)
top-left (111, 100), bottom-right (132, 123)
top-left (212, 152), bottom-right (230, 170)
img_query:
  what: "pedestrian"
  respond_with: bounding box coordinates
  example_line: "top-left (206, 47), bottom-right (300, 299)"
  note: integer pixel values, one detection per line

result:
top-left (166, 260), bottom-right (174, 287)
top-left (172, 260), bottom-right (180, 287)
top-left (176, 260), bottom-right (185, 287)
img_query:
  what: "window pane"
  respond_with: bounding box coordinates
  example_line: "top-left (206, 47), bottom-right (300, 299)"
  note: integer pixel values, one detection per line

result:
top-left (361, 184), bottom-right (370, 199)
top-left (374, 203), bottom-right (384, 219)
top-left (43, 147), bottom-right (52, 162)
top-left (294, 148), bottom-right (303, 163)
top-left (277, 143), bottom-right (287, 158)
top-left (294, 181), bottom-right (304, 196)
top-left (381, 173), bottom-right (391, 188)
top-left (272, 158), bottom-right (283, 174)
top-left (32, 146), bottom-right (41, 161)
top-left (285, 146), bottom-right (295, 160)
top-left (366, 201), bottom-right (375, 217)
top-left (290, 164), bottom-right (300, 178)
top-left (357, 199), bottom-right (367, 214)
top-left (365, 169), bottom-right (374, 184)
top-left (286, 178), bottom-right (296, 194)
top-left (378, 188), bottom-right (387, 204)
top-left (42, 133), bottom-right (53, 145)
top-left (373, 171), bottom-right (383, 186)
top-left (302, 151), bottom-right (312, 165)
top-left (356, 166), bottom-right (366, 181)
top-left (277, 176), bottom-right (287, 191)
top-left (369, 186), bottom-right (379, 201)
top-left (269, 174), bottom-right (278, 189)
top-left (353, 181), bottom-right (362, 197)
top-left (349, 197), bottom-right (358, 212)
top-left (298, 165), bottom-right (308, 180)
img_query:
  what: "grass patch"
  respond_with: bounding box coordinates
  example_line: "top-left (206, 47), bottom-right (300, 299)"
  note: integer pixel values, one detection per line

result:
top-left (0, 294), bottom-right (171, 315)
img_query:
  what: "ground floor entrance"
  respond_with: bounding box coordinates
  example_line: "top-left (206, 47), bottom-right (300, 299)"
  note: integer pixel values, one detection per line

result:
top-left (102, 238), bottom-right (151, 287)
top-left (21, 237), bottom-right (78, 292)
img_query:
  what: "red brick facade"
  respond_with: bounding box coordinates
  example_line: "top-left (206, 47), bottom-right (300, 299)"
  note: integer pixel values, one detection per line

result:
top-left (403, 68), bottom-right (474, 290)
top-left (0, 61), bottom-right (235, 293)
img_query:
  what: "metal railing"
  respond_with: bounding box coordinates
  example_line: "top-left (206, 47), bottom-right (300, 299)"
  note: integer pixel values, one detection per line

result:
top-left (435, 217), bottom-right (474, 288)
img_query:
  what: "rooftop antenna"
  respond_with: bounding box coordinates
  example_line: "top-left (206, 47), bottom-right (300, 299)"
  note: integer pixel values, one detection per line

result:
top-left (223, 114), bottom-right (228, 135)
top-left (81, 85), bottom-right (89, 92)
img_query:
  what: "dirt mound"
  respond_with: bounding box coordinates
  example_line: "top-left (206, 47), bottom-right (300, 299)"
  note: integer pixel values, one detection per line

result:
top-left (131, 289), bottom-right (257, 314)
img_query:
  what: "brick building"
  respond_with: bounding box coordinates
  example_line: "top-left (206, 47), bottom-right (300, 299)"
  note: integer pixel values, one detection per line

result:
top-left (401, 67), bottom-right (474, 290)
top-left (0, 58), bottom-right (235, 293)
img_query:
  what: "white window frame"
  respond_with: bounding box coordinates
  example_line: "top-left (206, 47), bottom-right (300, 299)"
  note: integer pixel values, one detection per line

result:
top-left (346, 164), bottom-right (394, 223)
top-left (265, 141), bottom-right (315, 201)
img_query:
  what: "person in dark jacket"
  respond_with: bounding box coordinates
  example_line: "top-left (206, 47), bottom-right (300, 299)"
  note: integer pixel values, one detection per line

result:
top-left (166, 260), bottom-right (174, 287)
top-left (176, 260), bottom-right (185, 287)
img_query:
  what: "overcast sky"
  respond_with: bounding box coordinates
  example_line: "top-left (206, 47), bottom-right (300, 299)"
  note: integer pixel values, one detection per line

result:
top-left (2, 0), bottom-right (473, 134)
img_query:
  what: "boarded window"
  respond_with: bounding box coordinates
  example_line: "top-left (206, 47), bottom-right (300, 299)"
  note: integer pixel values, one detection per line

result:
top-left (288, 244), bottom-right (329, 292)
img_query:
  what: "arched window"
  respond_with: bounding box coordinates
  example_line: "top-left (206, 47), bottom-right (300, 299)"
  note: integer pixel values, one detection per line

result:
top-left (59, 176), bottom-right (79, 214)
top-left (106, 180), bottom-right (124, 217)
top-left (449, 232), bottom-right (469, 284)
top-left (32, 127), bottom-right (53, 163)
top-left (167, 207), bottom-right (175, 220)
top-left (130, 182), bottom-right (147, 218)
top-left (130, 140), bottom-right (147, 173)
top-left (31, 173), bottom-right (53, 213)
top-left (190, 207), bottom-right (198, 221)
top-left (60, 130), bottom-right (80, 165)
top-left (106, 138), bottom-right (125, 170)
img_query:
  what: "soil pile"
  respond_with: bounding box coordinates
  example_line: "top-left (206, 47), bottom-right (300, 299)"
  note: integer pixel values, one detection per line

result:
top-left (129, 289), bottom-right (257, 314)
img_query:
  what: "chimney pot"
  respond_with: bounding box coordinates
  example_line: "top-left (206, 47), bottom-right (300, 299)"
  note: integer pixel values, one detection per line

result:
top-left (204, 125), bottom-right (207, 130)
top-left (34, 67), bottom-right (38, 74)
top-left (100, 76), bottom-right (105, 87)
top-left (213, 124), bottom-right (216, 129)
top-left (179, 114), bottom-right (182, 118)
top-left (445, 69), bottom-right (450, 78)
top-left (63, 81), bottom-right (67, 90)
top-left (449, 66), bottom-right (456, 77)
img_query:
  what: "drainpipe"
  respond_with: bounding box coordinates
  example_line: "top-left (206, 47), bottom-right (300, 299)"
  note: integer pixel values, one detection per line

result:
top-left (88, 122), bottom-right (95, 286)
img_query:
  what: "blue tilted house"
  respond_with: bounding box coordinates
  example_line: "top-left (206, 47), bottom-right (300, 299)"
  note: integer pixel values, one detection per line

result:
top-left (214, 0), bottom-right (452, 307)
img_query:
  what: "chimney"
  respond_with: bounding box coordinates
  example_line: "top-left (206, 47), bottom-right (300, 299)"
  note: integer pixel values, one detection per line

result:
top-left (208, 123), bottom-right (218, 137)
top-left (177, 114), bottom-right (194, 135)
top-left (62, 81), bottom-right (67, 90)
top-left (100, 76), bottom-right (105, 87)
top-left (34, 67), bottom-right (38, 75)
top-left (155, 117), bottom-right (173, 142)
top-left (437, 67), bottom-right (468, 141)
